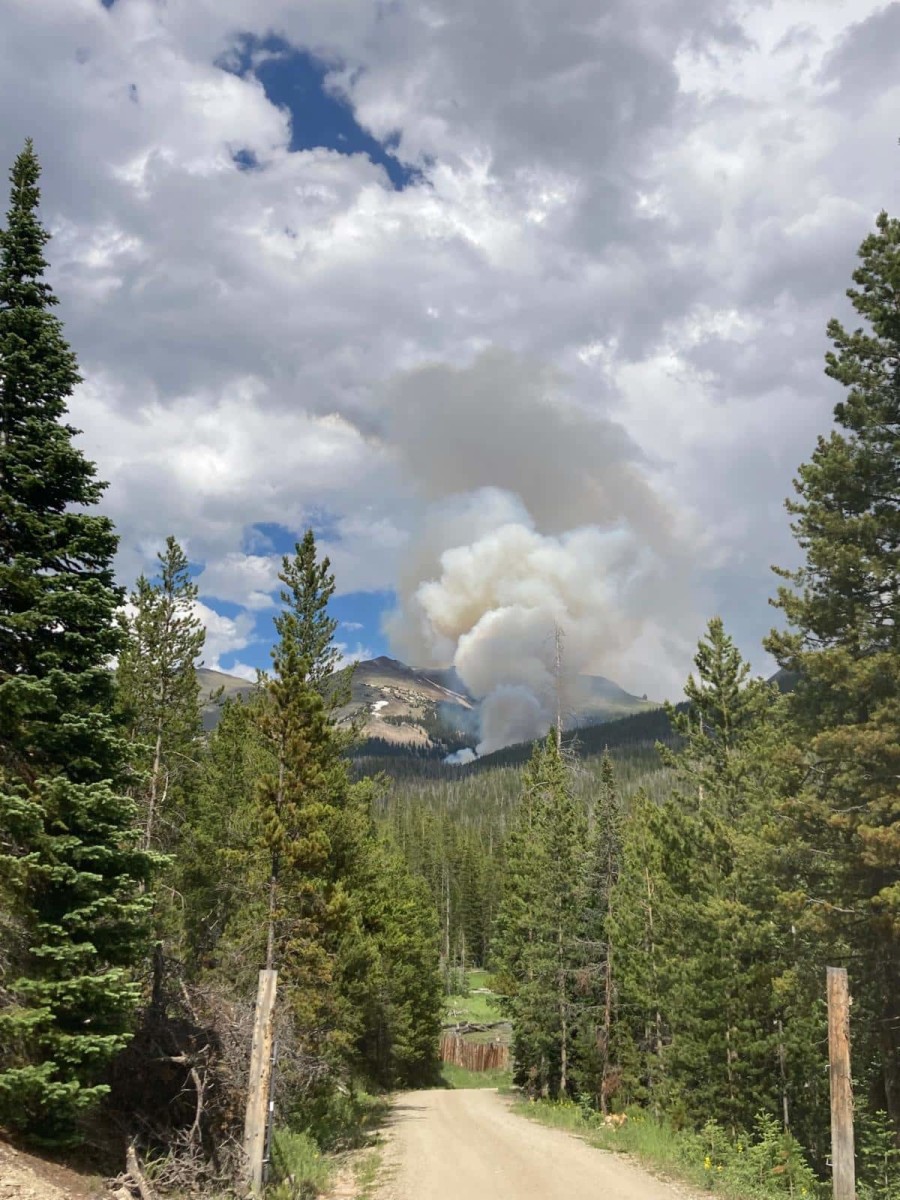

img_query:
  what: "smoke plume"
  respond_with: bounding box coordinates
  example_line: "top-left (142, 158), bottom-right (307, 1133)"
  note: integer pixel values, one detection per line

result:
top-left (382, 348), bottom-right (702, 755)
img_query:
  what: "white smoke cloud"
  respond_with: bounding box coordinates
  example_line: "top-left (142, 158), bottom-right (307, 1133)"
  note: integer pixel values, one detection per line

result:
top-left (395, 511), bottom-right (651, 753)
top-left (444, 747), bottom-right (477, 766)
top-left (383, 348), bottom-right (705, 755)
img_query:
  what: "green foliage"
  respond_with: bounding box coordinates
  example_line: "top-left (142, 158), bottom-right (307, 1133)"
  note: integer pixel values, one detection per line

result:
top-left (180, 533), bottom-right (443, 1101)
top-left (285, 1085), bottom-right (390, 1154)
top-left (765, 208), bottom-right (900, 1127)
top-left (857, 1109), bottom-right (900, 1200)
top-left (268, 1128), bottom-right (331, 1199)
top-left (491, 732), bottom-right (589, 1098)
top-left (0, 142), bottom-right (155, 1143)
top-left (117, 536), bottom-right (205, 854)
top-left (517, 1101), bottom-right (823, 1200)
top-left (440, 1062), bottom-right (513, 1089)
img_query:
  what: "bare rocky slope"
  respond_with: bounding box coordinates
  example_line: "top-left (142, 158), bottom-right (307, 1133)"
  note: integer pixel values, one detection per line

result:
top-left (197, 656), bottom-right (656, 752)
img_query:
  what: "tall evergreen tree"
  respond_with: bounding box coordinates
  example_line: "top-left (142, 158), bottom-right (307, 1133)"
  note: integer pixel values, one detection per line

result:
top-left (0, 142), bottom-right (154, 1142)
top-left (117, 536), bottom-right (205, 852)
top-left (659, 617), bottom-right (772, 815)
top-left (572, 750), bottom-right (623, 1112)
top-left (254, 535), bottom-right (350, 1053)
top-left (492, 733), bottom-right (586, 1098)
top-left (765, 210), bottom-right (900, 1128)
top-left (183, 533), bottom-right (442, 1089)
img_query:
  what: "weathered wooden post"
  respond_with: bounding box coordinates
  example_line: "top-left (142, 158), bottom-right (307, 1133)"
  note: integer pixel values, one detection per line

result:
top-left (826, 966), bottom-right (855, 1200)
top-left (243, 968), bottom-right (278, 1196)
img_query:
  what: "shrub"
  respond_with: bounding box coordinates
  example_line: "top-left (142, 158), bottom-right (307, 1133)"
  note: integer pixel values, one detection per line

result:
top-left (268, 1129), bottom-right (330, 1199)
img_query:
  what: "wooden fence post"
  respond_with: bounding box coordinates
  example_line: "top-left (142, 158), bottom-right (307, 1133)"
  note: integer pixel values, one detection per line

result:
top-left (243, 969), bottom-right (278, 1196)
top-left (826, 966), bottom-right (855, 1200)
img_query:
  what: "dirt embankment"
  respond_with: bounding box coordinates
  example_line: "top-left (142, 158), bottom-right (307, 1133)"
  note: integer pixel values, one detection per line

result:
top-left (0, 1140), bottom-right (105, 1200)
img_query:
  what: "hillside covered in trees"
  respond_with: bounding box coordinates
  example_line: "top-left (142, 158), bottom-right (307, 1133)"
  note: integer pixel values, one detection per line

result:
top-left (0, 130), bottom-right (897, 1200)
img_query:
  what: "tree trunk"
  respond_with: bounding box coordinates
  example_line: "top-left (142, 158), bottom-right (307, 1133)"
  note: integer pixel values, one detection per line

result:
top-left (265, 754), bottom-right (285, 972)
top-left (558, 922), bottom-right (568, 1097)
top-left (644, 866), bottom-right (663, 1114)
top-left (600, 943), bottom-right (613, 1115)
top-left (144, 723), bottom-right (164, 851)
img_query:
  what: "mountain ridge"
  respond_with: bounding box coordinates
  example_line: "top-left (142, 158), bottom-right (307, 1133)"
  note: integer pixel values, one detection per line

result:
top-left (197, 655), bottom-right (657, 749)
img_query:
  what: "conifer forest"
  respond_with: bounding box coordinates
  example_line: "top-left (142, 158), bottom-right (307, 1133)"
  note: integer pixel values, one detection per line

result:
top-left (0, 133), bottom-right (898, 1200)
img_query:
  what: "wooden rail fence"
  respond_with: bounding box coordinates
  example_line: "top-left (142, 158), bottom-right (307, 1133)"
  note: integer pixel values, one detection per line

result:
top-left (440, 1033), bottom-right (509, 1072)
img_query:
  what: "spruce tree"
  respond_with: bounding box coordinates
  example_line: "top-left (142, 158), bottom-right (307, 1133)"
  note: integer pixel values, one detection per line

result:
top-left (658, 617), bottom-right (773, 816)
top-left (0, 142), bottom-right (154, 1142)
top-left (572, 750), bottom-right (623, 1111)
top-left (179, 694), bottom-right (268, 974)
top-left (255, 534), bottom-right (350, 1053)
top-left (766, 210), bottom-right (900, 1128)
top-left (117, 536), bottom-right (205, 852)
top-left (492, 733), bottom-right (586, 1098)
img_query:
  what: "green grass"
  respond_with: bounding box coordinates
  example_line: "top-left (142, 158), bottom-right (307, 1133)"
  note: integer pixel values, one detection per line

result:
top-left (442, 969), bottom-right (504, 1025)
top-left (440, 1062), bottom-right (513, 1090)
top-left (512, 1101), bottom-right (823, 1200)
top-left (440, 972), bottom-right (511, 1089)
top-left (268, 1129), bottom-right (331, 1198)
top-left (351, 1148), bottom-right (383, 1199)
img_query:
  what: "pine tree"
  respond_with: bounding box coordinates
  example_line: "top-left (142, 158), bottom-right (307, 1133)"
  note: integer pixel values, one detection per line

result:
top-left (334, 782), bottom-right (442, 1088)
top-left (572, 750), bottom-right (623, 1111)
top-left (658, 617), bottom-right (773, 816)
top-left (179, 694), bottom-right (269, 975)
top-left (0, 142), bottom-right (154, 1142)
top-left (607, 790), bottom-right (692, 1116)
top-left (765, 210), bottom-right (900, 1128)
top-left (654, 621), bottom-right (791, 1134)
top-left (254, 534), bottom-right (350, 1053)
top-left (492, 732), bottom-right (586, 1097)
top-left (117, 536), bottom-right (205, 852)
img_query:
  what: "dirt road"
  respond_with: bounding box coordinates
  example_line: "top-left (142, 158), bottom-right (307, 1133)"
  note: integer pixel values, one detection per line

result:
top-left (374, 1088), bottom-right (689, 1200)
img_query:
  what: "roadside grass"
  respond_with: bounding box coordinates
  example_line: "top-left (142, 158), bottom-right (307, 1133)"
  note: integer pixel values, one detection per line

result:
top-left (513, 1101), bottom-right (824, 1200)
top-left (440, 970), bottom-right (512, 1090)
top-left (351, 1148), bottom-right (383, 1199)
top-left (439, 1062), bottom-right (513, 1090)
top-left (269, 1086), bottom-right (392, 1197)
top-left (268, 1129), bottom-right (331, 1199)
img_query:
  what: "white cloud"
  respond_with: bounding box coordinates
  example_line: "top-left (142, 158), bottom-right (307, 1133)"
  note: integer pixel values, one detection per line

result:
top-left (193, 601), bottom-right (256, 671)
top-left (222, 660), bottom-right (261, 682)
top-left (335, 641), bottom-right (376, 668)
top-left (0, 0), bottom-right (893, 740)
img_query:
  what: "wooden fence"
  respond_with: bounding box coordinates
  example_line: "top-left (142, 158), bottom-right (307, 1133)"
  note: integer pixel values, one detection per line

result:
top-left (440, 1033), bottom-right (509, 1072)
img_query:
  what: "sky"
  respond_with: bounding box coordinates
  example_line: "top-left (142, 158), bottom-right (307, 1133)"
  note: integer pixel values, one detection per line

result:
top-left (2, 0), bottom-right (896, 705)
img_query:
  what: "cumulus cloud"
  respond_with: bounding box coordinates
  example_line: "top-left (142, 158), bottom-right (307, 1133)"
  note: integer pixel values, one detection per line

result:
top-left (194, 601), bottom-right (256, 671)
top-left (1, 0), bottom-right (894, 717)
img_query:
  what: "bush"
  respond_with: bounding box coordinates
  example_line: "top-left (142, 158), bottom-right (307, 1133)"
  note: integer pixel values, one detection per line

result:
top-left (858, 1110), bottom-right (900, 1200)
top-left (282, 1083), bottom-right (390, 1154)
top-left (517, 1099), bottom-right (826, 1199)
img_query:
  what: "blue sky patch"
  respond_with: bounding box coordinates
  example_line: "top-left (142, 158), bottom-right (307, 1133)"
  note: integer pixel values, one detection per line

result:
top-left (219, 588), bottom-right (394, 676)
top-left (330, 589), bottom-right (394, 656)
top-left (219, 34), bottom-right (422, 190)
top-left (232, 147), bottom-right (258, 171)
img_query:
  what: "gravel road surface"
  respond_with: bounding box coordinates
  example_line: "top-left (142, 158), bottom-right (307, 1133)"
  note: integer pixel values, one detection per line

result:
top-left (374, 1088), bottom-right (689, 1200)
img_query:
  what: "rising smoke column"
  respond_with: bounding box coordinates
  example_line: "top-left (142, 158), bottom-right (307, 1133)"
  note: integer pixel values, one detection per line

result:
top-left (381, 348), bottom-right (703, 754)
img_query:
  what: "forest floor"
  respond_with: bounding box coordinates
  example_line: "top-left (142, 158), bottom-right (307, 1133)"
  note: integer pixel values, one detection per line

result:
top-left (368, 1088), bottom-right (698, 1200)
